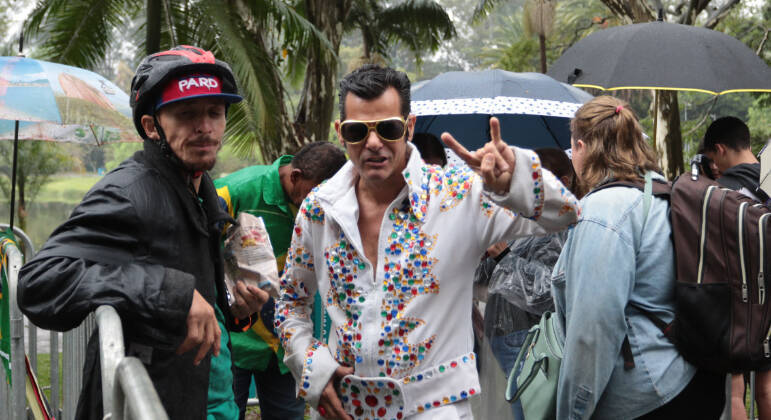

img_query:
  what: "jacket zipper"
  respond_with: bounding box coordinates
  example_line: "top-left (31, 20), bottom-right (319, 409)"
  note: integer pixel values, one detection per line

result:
top-left (697, 186), bottom-right (717, 284)
top-left (738, 202), bottom-right (749, 302)
top-left (759, 213), bottom-right (770, 305)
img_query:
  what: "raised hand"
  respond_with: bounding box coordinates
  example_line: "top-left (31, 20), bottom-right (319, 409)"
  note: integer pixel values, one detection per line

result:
top-left (441, 117), bottom-right (516, 194)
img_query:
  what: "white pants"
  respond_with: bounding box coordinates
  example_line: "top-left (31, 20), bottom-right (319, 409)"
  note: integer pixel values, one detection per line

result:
top-left (311, 400), bottom-right (473, 420)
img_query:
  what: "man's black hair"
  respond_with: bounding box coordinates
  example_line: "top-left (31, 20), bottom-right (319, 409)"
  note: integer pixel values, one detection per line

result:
top-left (536, 148), bottom-right (576, 193)
top-left (703, 116), bottom-right (751, 152)
top-left (338, 64), bottom-right (411, 121)
top-left (412, 132), bottom-right (447, 167)
top-left (291, 142), bottom-right (347, 182)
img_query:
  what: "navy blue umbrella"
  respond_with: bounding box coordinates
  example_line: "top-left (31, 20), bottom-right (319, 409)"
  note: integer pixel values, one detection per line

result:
top-left (411, 70), bottom-right (592, 154)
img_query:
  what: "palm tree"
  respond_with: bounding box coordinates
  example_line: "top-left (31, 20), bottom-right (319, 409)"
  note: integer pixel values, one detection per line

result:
top-left (24, 0), bottom-right (332, 160)
top-left (293, 0), bottom-right (456, 145)
top-left (24, 0), bottom-right (455, 160)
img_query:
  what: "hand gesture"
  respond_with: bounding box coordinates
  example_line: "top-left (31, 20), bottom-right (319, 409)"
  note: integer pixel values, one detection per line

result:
top-left (176, 289), bottom-right (221, 365)
top-left (442, 117), bottom-right (516, 195)
top-left (230, 281), bottom-right (269, 320)
top-left (318, 365), bottom-right (355, 419)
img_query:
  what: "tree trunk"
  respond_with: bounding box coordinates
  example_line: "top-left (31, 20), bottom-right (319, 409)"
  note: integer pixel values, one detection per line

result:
top-left (653, 90), bottom-right (684, 178)
top-left (146, 0), bottom-right (162, 55)
top-left (539, 34), bottom-right (547, 73)
top-left (254, 32), bottom-right (298, 160)
top-left (294, 0), bottom-right (352, 145)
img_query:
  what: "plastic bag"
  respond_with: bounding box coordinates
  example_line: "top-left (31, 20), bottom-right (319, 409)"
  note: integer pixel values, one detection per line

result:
top-left (222, 213), bottom-right (280, 305)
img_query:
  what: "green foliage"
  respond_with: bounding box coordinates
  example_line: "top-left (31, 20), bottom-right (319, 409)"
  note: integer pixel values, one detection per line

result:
top-left (346, 0), bottom-right (456, 68)
top-left (103, 141), bottom-right (143, 171)
top-left (747, 93), bottom-right (771, 154)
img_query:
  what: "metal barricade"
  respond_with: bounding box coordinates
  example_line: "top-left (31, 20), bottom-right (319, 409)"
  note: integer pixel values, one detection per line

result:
top-left (1, 226), bottom-right (167, 420)
top-left (95, 305), bottom-right (167, 420)
top-left (1, 234), bottom-right (26, 420)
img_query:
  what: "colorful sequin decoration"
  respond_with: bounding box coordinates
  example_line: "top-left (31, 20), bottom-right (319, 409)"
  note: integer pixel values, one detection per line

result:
top-left (378, 200), bottom-right (439, 377)
top-left (301, 196), bottom-right (325, 224)
top-left (479, 195), bottom-right (516, 219)
top-left (297, 340), bottom-right (326, 398)
top-left (339, 376), bottom-right (405, 420)
top-left (324, 232), bottom-right (367, 366)
top-left (439, 166), bottom-right (474, 212)
top-left (530, 154), bottom-right (545, 220)
top-left (408, 353), bottom-right (478, 415)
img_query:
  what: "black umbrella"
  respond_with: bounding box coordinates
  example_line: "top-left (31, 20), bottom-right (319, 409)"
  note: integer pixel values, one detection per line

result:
top-left (411, 70), bottom-right (592, 154)
top-left (547, 21), bottom-right (771, 95)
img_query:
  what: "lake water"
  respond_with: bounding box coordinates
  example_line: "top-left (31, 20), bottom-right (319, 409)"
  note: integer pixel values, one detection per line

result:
top-left (0, 201), bottom-right (78, 253)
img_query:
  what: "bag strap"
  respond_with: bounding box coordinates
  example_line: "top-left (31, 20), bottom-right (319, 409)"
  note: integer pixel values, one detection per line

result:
top-left (506, 325), bottom-right (540, 401)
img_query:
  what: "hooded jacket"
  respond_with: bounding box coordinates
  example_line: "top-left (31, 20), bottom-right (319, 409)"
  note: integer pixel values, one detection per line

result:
top-left (18, 139), bottom-right (239, 419)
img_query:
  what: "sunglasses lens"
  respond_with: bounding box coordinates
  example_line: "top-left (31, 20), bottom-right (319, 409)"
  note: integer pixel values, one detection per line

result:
top-left (341, 122), bottom-right (368, 143)
top-left (376, 119), bottom-right (405, 141)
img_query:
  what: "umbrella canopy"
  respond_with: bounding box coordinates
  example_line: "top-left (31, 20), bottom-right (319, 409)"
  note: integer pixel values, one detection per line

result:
top-left (0, 56), bottom-right (140, 230)
top-left (411, 70), bottom-right (592, 152)
top-left (547, 21), bottom-right (771, 95)
top-left (0, 56), bottom-right (140, 143)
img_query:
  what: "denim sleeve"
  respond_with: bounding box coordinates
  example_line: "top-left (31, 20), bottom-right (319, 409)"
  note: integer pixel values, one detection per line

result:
top-left (555, 219), bottom-right (635, 420)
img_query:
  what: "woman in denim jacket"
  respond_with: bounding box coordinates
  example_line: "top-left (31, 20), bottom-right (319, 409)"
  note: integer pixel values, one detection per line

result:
top-left (552, 96), bottom-right (725, 419)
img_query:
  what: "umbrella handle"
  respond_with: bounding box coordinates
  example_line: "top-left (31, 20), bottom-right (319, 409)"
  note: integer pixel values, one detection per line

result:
top-left (9, 121), bottom-right (19, 231)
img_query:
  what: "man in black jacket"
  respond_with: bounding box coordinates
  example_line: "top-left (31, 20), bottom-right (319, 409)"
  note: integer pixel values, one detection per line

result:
top-left (17, 46), bottom-right (267, 419)
top-left (703, 116), bottom-right (769, 203)
top-left (702, 116), bottom-right (771, 419)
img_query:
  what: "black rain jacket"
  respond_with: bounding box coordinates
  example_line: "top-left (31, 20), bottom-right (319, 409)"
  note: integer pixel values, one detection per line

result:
top-left (18, 139), bottom-right (242, 419)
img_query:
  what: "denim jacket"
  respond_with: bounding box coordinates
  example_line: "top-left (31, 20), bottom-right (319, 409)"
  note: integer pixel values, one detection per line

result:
top-left (551, 173), bottom-right (696, 420)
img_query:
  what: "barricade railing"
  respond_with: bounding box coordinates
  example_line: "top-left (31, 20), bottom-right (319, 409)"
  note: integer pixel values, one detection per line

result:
top-left (1, 225), bottom-right (167, 420)
top-left (96, 305), bottom-right (167, 420)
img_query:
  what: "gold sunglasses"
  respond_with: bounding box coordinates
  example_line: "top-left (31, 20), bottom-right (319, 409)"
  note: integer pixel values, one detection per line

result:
top-left (339, 117), bottom-right (407, 144)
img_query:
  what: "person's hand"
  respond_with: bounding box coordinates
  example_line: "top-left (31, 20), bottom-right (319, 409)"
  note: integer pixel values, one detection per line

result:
top-left (486, 241), bottom-right (509, 258)
top-left (230, 281), bottom-right (269, 319)
top-left (176, 289), bottom-right (220, 365)
top-left (318, 365), bottom-right (355, 419)
top-left (442, 117), bottom-right (516, 194)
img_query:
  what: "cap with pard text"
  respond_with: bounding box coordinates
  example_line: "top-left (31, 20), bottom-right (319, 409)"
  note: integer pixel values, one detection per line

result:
top-left (156, 73), bottom-right (242, 110)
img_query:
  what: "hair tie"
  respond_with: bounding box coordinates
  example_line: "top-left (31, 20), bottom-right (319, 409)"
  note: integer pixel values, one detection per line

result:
top-left (615, 105), bottom-right (623, 114)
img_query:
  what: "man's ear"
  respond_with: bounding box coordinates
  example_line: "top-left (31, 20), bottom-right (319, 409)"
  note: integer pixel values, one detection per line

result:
top-left (289, 168), bottom-right (303, 184)
top-left (141, 114), bottom-right (160, 140)
top-left (715, 143), bottom-right (728, 156)
top-left (406, 114), bottom-right (416, 141)
top-left (334, 120), bottom-right (345, 148)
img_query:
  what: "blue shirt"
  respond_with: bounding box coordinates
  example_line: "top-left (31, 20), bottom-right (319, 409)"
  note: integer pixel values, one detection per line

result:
top-left (552, 174), bottom-right (696, 419)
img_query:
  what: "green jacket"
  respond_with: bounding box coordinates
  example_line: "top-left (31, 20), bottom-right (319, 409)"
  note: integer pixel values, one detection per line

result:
top-left (214, 155), bottom-right (296, 373)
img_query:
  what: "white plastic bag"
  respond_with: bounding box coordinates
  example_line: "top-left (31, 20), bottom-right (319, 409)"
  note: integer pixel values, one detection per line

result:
top-left (222, 213), bottom-right (280, 305)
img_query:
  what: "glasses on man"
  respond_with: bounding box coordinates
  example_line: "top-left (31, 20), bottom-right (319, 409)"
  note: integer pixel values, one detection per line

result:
top-left (339, 117), bottom-right (407, 144)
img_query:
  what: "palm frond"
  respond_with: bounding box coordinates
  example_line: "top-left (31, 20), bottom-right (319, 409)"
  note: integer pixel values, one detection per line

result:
top-left (375, 0), bottom-right (456, 65)
top-left (203, 1), bottom-right (286, 160)
top-left (471, 0), bottom-right (510, 24)
top-left (24, 0), bottom-right (138, 68)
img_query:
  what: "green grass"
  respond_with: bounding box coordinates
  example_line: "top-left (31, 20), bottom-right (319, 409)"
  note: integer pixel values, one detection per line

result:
top-left (36, 174), bottom-right (102, 204)
top-left (30, 353), bottom-right (62, 404)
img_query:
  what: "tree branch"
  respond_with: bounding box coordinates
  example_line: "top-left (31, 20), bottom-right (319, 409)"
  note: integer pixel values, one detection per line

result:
top-left (757, 28), bottom-right (769, 55)
top-left (685, 96), bottom-right (719, 137)
top-left (704, 0), bottom-right (740, 29)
